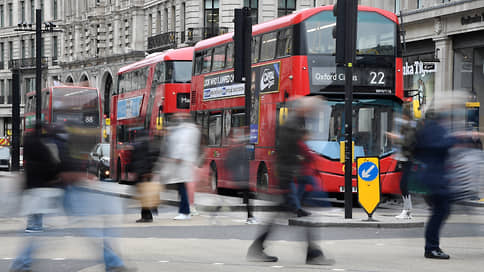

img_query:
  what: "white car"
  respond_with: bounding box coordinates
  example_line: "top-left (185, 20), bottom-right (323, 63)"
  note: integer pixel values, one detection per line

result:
top-left (0, 147), bottom-right (11, 171)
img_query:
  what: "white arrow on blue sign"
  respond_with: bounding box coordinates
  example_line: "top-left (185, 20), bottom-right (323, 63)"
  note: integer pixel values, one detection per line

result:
top-left (358, 161), bottom-right (378, 181)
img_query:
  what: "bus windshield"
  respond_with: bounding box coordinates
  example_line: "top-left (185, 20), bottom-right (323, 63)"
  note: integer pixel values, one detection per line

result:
top-left (304, 99), bottom-right (400, 159)
top-left (154, 61), bottom-right (192, 84)
top-left (51, 88), bottom-right (100, 127)
top-left (303, 10), bottom-right (396, 56)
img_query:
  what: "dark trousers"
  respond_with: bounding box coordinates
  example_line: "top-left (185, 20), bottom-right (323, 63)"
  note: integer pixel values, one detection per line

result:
top-left (425, 194), bottom-right (451, 251)
top-left (242, 189), bottom-right (254, 218)
top-left (400, 161), bottom-right (412, 197)
top-left (178, 183), bottom-right (190, 215)
top-left (141, 208), bottom-right (153, 220)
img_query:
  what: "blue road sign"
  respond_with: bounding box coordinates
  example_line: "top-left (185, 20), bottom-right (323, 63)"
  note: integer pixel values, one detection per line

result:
top-left (358, 161), bottom-right (378, 182)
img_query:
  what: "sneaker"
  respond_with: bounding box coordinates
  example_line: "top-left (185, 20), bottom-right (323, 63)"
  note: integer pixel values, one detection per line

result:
top-left (9, 268), bottom-right (32, 272)
top-left (297, 209), bottom-right (312, 217)
top-left (246, 217), bottom-right (258, 224)
top-left (136, 218), bottom-right (153, 223)
top-left (395, 210), bottom-right (412, 219)
top-left (247, 249), bottom-right (278, 262)
top-left (25, 228), bottom-right (43, 233)
top-left (306, 255), bottom-right (335, 265)
top-left (190, 207), bottom-right (200, 216)
top-left (424, 248), bottom-right (450, 259)
top-left (174, 214), bottom-right (191, 220)
top-left (106, 266), bottom-right (137, 272)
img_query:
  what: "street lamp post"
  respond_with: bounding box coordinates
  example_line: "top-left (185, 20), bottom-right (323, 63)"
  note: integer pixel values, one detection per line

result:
top-left (10, 9), bottom-right (62, 170)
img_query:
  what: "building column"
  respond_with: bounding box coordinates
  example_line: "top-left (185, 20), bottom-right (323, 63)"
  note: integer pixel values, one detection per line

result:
top-left (113, 14), bottom-right (121, 54)
top-left (434, 37), bottom-right (453, 94)
top-left (44, 0), bottom-right (52, 21)
top-left (132, 8), bottom-right (144, 51)
top-left (74, 24), bottom-right (81, 60)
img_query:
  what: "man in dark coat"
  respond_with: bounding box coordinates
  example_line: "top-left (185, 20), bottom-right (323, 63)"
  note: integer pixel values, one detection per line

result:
top-left (415, 111), bottom-right (457, 259)
top-left (10, 125), bottom-right (63, 271)
top-left (130, 129), bottom-right (160, 222)
top-left (246, 97), bottom-right (334, 265)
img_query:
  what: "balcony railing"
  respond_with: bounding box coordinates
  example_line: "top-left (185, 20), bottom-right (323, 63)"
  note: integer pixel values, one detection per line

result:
top-left (8, 57), bottom-right (49, 70)
top-left (186, 26), bottom-right (229, 45)
top-left (147, 31), bottom-right (178, 52)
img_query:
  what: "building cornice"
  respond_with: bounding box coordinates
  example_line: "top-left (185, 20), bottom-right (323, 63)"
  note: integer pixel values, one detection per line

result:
top-left (401, 0), bottom-right (484, 23)
top-left (59, 51), bottom-right (146, 69)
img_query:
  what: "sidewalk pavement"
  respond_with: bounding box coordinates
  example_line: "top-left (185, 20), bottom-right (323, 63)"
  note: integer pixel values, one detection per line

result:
top-left (82, 181), bottom-right (426, 228)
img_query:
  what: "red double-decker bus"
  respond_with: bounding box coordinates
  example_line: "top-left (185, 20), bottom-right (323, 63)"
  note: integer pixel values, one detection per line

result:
top-left (111, 47), bottom-right (193, 183)
top-left (24, 86), bottom-right (103, 165)
top-left (190, 6), bottom-right (404, 195)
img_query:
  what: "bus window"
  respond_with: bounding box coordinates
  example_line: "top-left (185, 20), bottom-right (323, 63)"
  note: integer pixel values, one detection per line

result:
top-left (202, 49), bottom-right (213, 74)
top-left (252, 36), bottom-right (261, 64)
top-left (42, 91), bottom-right (50, 110)
top-left (260, 32), bottom-right (277, 61)
top-left (276, 28), bottom-right (293, 58)
top-left (26, 96), bottom-right (34, 112)
top-left (208, 113), bottom-right (222, 146)
top-left (154, 62), bottom-right (165, 83)
top-left (194, 51), bottom-right (204, 75)
top-left (212, 46), bottom-right (226, 71)
top-left (302, 11), bottom-right (335, 55)
top-left (226, 43), bottom-right (234, 68)
top-left (356, 12), bottom-right (395, 56)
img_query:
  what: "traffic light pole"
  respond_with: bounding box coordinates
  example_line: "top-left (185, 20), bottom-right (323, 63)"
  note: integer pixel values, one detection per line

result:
top-left (334, 0), bottom-right (358, 219)
top-left (234, 8), bottom-right (252, 128)
top-left (35, 9), bottom-right (42, 135)
top-left (11, 70), bottom-right (20, 172)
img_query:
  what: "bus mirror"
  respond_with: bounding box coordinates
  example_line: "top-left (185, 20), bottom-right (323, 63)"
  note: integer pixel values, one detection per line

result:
top-left (340, 141), bottom-right (355, 164)
top-left (412, 99), bottom-right (422, 119)
top-left (156, 116), bottom-right (163, 130)
top-left (279, 107), bottom-right (288, 125)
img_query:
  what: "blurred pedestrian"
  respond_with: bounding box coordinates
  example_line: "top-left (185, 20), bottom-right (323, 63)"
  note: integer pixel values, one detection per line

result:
top-left (130, 129), bottom-right (161, 223)
top-left (415, 96), bottom-right (458, 260)
top-left (294, 130), bottom-right (330, 211)
top-left (247, 96), bottom-right (334, 265)
top-left (388, 105), bottom-right (417, 219)
top-left (10, 124), bottom-right (64, 272)
top-left (59, 122), bottom-right (135, 271)
top-left (225, 127), bottom-right (257, 224)
top-left (159, 112), bottom-right (201, 220)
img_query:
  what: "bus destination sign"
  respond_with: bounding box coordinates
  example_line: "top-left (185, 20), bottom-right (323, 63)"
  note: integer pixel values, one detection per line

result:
top-left (311, 66), bottom-right (394, 92)
top-left (203, 72), bottom-right (244, 100)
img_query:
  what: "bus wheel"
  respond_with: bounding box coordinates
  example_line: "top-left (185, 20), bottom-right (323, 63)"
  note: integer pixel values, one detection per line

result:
top-left (209, 163), bottom-right (218, 193)
top-left (257, 164), bottom-right (269, 191)
top-left (116, 160), bottom-right (122, 184)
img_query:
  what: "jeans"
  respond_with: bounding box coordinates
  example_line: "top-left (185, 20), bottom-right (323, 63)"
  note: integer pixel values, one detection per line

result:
top-left (26, 214), bottom-right (43, 230)
top-left (63, 186), bottom-right (125, 269)
top-left (425, 194), bottom-right (451, 252)
top-left (288, 176), bottom-right (330, 210)
top-left (178, 183), bottom-right (190, 215)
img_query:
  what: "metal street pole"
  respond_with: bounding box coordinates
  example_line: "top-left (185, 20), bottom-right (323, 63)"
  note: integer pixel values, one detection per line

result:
top-left (11, 70), bottom-right (20, 171)
top-left (343, 1), bottom-right (358, 219)
top-left (35, 9), bottom-right (42, 135)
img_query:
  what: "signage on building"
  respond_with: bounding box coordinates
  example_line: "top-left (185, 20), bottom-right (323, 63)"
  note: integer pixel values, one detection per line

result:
top-left (461, 14), bottom-right (484, 25)
top-left (403, 61), bottom-right (436, 77)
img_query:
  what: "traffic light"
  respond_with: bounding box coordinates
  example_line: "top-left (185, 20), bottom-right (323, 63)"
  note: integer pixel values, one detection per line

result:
top-left (333, 0), bottom-right (358, 64)
top-left (234, 7), bottom-right (252, 83)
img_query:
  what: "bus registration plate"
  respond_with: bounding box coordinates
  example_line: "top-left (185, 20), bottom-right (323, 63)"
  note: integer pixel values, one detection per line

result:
top-left (339, 186), bottom-right (358, 193)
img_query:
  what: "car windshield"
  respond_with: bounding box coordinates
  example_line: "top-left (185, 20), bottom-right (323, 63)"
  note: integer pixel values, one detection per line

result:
top-left (304, 98), bottom-right (400, 159)
top-left (101, 144), bottom-right (110, 156)
top-left (0, 148), bottom-right (10, 158)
